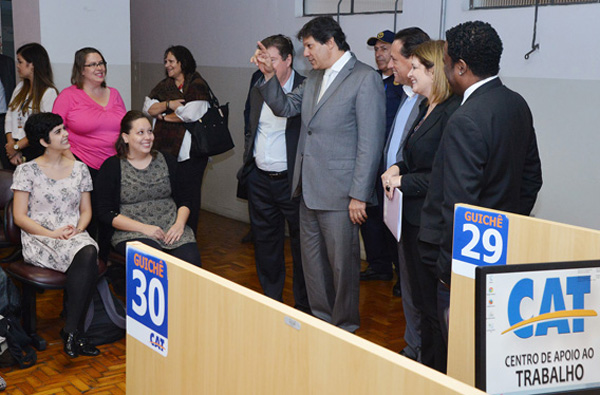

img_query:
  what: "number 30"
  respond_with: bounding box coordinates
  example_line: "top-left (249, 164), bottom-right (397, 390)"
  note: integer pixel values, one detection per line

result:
top-left (131, 269), bottom-right (166, 326)
top-left (460, 223), bottom-right (503, 264)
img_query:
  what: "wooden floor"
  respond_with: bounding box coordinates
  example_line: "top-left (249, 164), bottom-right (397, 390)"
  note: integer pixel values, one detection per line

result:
top-left (1, 210), bottom-right (406, 394)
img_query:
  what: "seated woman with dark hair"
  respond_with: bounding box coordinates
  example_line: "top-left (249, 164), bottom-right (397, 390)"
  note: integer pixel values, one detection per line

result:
top-left (96, 110), bottom-right (201, 266)
top-left (11, 112), bottom-right (100, 358)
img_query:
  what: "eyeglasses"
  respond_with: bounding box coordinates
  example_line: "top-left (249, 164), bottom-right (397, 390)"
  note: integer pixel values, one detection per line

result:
top-left (84, 61), bottom-right (107, 69)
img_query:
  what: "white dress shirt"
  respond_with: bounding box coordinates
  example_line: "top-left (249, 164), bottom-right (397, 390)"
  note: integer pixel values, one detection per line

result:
top-left (253, 70), bottom-right (295, 172)
top-left (318, 51), bottom-right (352, 101)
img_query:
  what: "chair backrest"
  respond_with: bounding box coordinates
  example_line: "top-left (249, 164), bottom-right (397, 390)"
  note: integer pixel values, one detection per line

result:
top-left (4, 199), bottom-right (21, 246)
top-left (0, 169), bottom-right (14, 208)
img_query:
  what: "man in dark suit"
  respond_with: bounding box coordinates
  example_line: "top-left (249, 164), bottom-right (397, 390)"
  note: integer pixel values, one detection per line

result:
top-left (359, 29), bottom-right (404, 288)
top-left (237, 35), bottom-right (310, 313)
top-left (252, 17), bottom-right (385, 332)
top-left (0, 43), bottom-right (16, 169)
top-left (419, 21), bottom-right (542, 366)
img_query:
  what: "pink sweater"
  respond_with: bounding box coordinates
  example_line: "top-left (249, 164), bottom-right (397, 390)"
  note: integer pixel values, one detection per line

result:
top-left (53, 85), bottom-right (126, 170)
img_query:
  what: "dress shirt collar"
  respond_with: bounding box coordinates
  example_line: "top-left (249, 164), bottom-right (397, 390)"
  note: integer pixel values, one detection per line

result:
top-left (327, 51), bottom-right (352, 75)
top-left (402, 84), bottom-right (416, 98)
top-left (461, 75), bottom-right (498, 105)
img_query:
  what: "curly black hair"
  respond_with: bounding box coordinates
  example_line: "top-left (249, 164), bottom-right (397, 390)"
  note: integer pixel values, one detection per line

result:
top-left (164, 45), bottom-right (197, 77)
top-left (445, 21), bottom-right (503, 78)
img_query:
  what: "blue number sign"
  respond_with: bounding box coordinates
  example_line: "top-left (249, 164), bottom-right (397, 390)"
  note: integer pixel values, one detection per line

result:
top-left (452, 206), bottom-right (509, 279)
top-left (126, 244), bottom-right (169, 356)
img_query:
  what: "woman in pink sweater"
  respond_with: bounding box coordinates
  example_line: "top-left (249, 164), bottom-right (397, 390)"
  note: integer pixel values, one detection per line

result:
top-left (53, 47), bottom-right (126, 173)
top-left (53, 47), bottom-right (126, 246)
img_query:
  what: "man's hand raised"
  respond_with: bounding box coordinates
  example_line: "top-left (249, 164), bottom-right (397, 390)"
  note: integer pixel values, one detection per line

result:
top-left (250, 41), bottom-right (276, 81)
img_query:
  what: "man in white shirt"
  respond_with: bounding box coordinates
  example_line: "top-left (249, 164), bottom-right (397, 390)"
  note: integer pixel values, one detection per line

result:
top-left (237, 35), bottom-right (309, 312)
top-left (252, 17), bottom-right (385, 332)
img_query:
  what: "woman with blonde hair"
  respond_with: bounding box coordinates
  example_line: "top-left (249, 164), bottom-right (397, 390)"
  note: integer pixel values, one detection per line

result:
top-left (381, 40), bottom-right (460, 372)
top-left (4, 43), bottom-right (58, 167)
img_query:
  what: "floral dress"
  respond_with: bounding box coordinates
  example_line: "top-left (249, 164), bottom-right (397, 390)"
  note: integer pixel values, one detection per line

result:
top-left (11, 161), bottom-right (98, 272)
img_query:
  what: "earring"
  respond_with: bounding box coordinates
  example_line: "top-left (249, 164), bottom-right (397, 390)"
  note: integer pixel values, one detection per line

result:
top-left (459, 71), bottom-right (464, 76)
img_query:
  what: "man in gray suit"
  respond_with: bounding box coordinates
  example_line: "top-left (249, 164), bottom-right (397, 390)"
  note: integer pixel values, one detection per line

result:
top-left (251, 16), bottom-right (385, 332)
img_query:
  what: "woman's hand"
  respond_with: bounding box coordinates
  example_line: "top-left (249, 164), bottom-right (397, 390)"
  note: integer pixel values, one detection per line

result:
top-left (52, 225), bottom-right (77, 240)
top-left (168, 99), bottom-right (185, 111)
top-left (9, 152), bottom-right (23, 166)
top-left (164, 222), bottom-right (185, 245)
top-left (140, 224), bottom-right (165, 241)
top-left (381, 165), bottom-right (401, 200)
top-left (5, 137), bottom-right (17, 158)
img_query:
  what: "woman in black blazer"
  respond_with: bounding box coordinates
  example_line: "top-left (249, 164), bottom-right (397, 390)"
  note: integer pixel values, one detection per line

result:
top-left (381, 40), bottom-right (459, 372)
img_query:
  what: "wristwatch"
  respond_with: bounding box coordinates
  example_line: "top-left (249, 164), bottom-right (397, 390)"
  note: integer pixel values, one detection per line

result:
top-left (13, 142), bottom-right (20, 151)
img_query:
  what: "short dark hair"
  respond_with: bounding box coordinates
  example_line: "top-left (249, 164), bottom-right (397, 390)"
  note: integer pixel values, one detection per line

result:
top-left (445, 21), bottom-right (503, 78)
top-left (297, 16), bottom-right (350, 52)
top-left (164, 45), bottom-right (197, 77)
top-left (71, 47), bottom-right (107, 89)
top-left (24, 113), bottom-right (64, 150)
top-left (115, 110), bottom-right (156, 159)
top-left (394, 27), bottom-right (430, 58)
top-left (261, 34), bottom-right (295, 67)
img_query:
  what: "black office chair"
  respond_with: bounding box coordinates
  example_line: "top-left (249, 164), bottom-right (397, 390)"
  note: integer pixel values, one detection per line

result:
top-left (0, 169), bottom-right (21, 262)
top-left (4, 199), bottom-right (106, 350)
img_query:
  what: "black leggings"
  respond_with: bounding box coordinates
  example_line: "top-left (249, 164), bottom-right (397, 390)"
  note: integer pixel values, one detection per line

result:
top-left (64, 245), bottom-right (98, 333)
top-left (115, 239), bottom-right (202, 268)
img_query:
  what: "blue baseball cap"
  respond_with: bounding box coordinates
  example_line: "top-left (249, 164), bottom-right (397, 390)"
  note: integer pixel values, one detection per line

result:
top-left (367, 30), bottom-right (395, 46)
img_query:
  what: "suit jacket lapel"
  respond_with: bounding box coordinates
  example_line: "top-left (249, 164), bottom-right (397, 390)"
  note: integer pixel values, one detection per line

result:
top-left (311, 55), bottom-right (356, 119)
top-left (395, 95), bottom-right (425, 162)
top-left (382, 89), bottom-right (408, 156)
top-left (407, 100), bottom-right (444, 147)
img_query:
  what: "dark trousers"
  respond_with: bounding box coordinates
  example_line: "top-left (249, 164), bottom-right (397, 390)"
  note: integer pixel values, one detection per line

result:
top-left (417, 239), bottom-right (448, 373)
top-left (115, 238), bottom-right (202, 268)
top-left (247, 166), bottom-right (309, 311)
top-left (359, 178), bottom-right (400, 275)
top-left (179, 155), bottom-right (209, 235)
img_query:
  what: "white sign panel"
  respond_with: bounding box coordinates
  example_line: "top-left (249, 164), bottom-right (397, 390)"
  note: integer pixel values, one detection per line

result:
top-left (483, 265), bottom-right (600, 394)
top-left (126, 244), bottom-right (169, 357)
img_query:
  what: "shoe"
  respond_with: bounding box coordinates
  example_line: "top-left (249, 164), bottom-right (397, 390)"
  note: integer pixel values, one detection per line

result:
top-left (0, 374), bottom-right (5, 391)
top-left (78, 337), bottom-right (100, 357)
top-left (360, 267), bottom-right (393, 281)
top-left (399, 347), bottom-right (419, 361)
top-left (393, 280), bottom-right (402, 297)
top-left (62, 329), bottom-right (79, 358)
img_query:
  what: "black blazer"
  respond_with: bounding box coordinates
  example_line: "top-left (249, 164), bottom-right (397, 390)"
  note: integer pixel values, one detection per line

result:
top-left (236, 69), bottom-right (305, 199)
top-left (420, 78), bottom-right (543, 284)
top-left (0, 54), bottom-right (16, 110)
top-left (395, 94), bottom-right (460, 226)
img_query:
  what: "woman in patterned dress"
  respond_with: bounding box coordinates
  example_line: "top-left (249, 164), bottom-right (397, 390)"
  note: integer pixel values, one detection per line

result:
top-left (96, 111), bottom-right (201, 267)
top-left (11, 113), bottom-right (100, 358)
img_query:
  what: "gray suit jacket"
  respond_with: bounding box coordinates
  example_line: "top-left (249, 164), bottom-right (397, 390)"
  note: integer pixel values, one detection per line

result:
top-left (382, 92), bottom-right (425, 167)
top-left (259, 54), bottom-right (386, 211)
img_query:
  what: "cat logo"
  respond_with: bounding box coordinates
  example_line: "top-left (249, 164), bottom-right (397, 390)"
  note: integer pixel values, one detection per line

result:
top-left (503, 276), bottom-right (597, 339)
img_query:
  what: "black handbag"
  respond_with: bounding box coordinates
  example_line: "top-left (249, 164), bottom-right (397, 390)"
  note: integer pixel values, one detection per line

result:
top-left (187, 85), bottom-right (234, 157)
